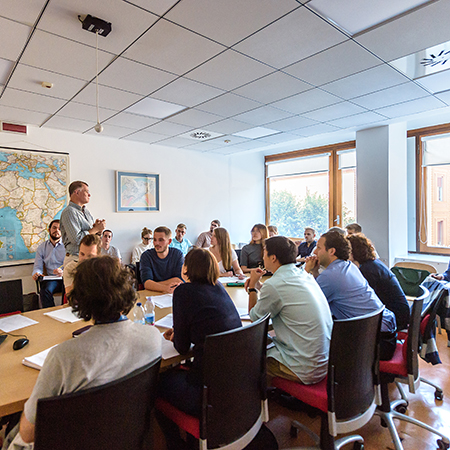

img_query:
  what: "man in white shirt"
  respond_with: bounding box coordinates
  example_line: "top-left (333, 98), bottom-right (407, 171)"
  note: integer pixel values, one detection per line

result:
top-left (100, 229), bottom-right (122, 262)
top-left (195, 220), bottom-right (220, 248)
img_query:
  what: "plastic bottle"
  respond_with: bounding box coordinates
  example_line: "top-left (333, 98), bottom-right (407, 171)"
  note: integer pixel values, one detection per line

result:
top-left (144, 297), bottom-right (155, 325)
top-left (133, 302), bottom-right (145, 325)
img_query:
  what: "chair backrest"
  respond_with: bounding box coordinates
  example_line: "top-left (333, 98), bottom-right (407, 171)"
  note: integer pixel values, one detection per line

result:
top-left (327, 307), bottom-right (383, 422)
top-left (391, 266), bottom-right (430, 296)
top-left (393, 261), bottom-right (437, 274)
top-left (421, 288), bottom-right (446, 343)
top-left (34, 357), bottom-right (161, 450)
top-left (201, 314), bottom-right (270, 449)
top-left (0, 279), bottom-right (23, 314)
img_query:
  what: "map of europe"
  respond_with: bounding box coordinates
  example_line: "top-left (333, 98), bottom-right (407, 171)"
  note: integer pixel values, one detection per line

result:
top-left (0, 148), bottom-right (68, 265)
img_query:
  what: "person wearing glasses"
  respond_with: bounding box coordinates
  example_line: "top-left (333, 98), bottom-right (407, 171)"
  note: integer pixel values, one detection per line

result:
top-left (169, 223), bottom-right (192, 256)
top-left (131, 227), bottom-right (153, 264)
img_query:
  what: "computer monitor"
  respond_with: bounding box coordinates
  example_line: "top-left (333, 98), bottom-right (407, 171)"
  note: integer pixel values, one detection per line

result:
top-left (0, 279), bottom-right (23, 315)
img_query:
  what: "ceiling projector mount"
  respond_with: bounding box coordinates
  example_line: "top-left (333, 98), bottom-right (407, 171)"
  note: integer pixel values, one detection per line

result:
top-left (79, 14), bottom-right (112, 133)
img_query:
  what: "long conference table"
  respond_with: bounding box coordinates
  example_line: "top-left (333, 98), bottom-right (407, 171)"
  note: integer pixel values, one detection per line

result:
top-left (0, 284), bottom-right (251, 417)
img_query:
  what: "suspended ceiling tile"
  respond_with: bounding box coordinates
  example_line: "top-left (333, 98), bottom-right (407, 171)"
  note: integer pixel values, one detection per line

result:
top-left (145, 120), bottom-right (193, 136)
top-left (321, 64), bottom-right (408, 100)
top-left (103, 112), bottom-right (159, 130)
top-left (271, 88), bottom-right (341, 115)
top-left (0, 104), bottom-right (50, 126)
top-left (283, 40), bottom-right (382, 87)
top-left (44, 115), bottom-right (92, 132)
top-left (435, 89), bottom-right (450, 106)
top-left (0, 17), bottom-right (32, 61)
top-left (72, 82), bottom-right (143, 111)
top-left (209, 134), bottom-right (250, 146)
top-left (225, 139), bottom-right (271, 151)
top-left (355, 1), bottom-right (450, 62)
top-left (183, 140), bottom-right (225, 152)
top-left (0, 58), bottom-right (14, 86)
top-left (123, 19), bottom-right (224, 76)
top-left (232, 71), bottom-right (311, 104)
top-left (187, 49), bottom-right (274, 91)
top-left (152, 77), bottom-right (224, 108)
top-left (0, 0), bottom-right (48, 25)
top-left (0, 87), bottom-right (66, 114)
top-left (327, 111), bottom-right (387, 128)
top-left (20, 30), bottom-right (115, 80)
top-left (234, 7), bottom-right (347, 69)
top-left (56, 101), bottom-right (115, 123)
top-left (205, 118), bottom-right (254, 135)
top-left (415, 69), bottom-right (450, 94)
top-left (265, 115), bottom-right (319, 132)
top-left (84, 123), bottom-right (134, 139)
top-left (233, 106), bottom-right (293, 127)
top-left (351, 82), bottom-right (430, 110)
top-left (36, 0), bottom-right (159, 55)
top-left (156, 136), bottom-right (194, 148)
top-left (168, 108), bottom-right (222, 128)
top-left (121, 129), bottom-right (166, 144)
top-left (303, 101), bottom-right (367, 122)
top-left (257, 132), bottom-right (302, 145)
top-left (196, 93), bottom-right (261, 118)
top-left (123, 0), bottom-right (180, 17)
top-left (8, 63), bottom-right (87, 100)
top-left (99, 57), bottom-right (177, 96)
top-left (375, 95), bottom-right (446, 119)
top-left (165, 0), bottom-right (300, 47)
top-left (292, 123), bottom-right (342, 137)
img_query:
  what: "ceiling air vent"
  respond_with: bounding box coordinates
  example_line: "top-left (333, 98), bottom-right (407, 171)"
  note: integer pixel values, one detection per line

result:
top-left (421, 49), bottom-right (450, 67)
top-left (180, 129), bottom-right (224, 142)
top-left (190, 131), bottom-right (211, 140)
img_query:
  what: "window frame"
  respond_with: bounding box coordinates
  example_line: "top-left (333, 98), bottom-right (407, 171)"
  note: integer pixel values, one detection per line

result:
top-left (265, 140), bottom-right (356, 237)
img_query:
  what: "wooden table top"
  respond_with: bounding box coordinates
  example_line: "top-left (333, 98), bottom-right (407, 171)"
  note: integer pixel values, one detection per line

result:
top-left (0, 282), bottom-right (250, 417)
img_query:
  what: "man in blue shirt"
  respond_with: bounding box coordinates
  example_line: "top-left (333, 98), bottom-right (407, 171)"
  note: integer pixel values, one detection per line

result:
top-left (296, 227), bottom-right (317, 263)
top-left (32, 220), bottom-right (66, 307)
top-left (140, 226), bottom-right (184, 294)
top-left (169, 223), bottom-right (192, 256)
top-left (305, 230), bottom-right (397, 360)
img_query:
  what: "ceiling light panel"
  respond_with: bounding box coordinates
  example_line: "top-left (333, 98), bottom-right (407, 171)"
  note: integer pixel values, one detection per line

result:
top-left (233, 126), bottom-right (280, 139)
top-left (125, 97), bottom-right (187, 119)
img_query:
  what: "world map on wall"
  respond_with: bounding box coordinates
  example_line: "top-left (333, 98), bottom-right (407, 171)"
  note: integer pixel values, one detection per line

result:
top-left (0, 147), bottom-right (68, 265)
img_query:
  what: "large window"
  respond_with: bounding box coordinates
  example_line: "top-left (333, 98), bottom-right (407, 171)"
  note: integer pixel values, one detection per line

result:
top-left (410, 123), bottom-right (450, 255)
top-left (265, 141), bottom-right (356, 237)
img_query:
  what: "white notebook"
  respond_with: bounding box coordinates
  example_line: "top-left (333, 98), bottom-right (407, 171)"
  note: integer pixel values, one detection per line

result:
top-left (22, 345), bottom-right (58, 370)
top-left (44, 307), bottom-right (82, 323)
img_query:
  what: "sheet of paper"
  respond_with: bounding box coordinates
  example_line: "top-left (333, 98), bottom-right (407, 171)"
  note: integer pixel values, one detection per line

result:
top-left (236, 307), bottom-right (250, 319)
top-left (42, 275), bottom-right (63, 281)
top-left (155, 313), bottom-right (173, 329)
top-left (217, 276), bottom-right (248, 284)
top-left (22, 345), bottom-right (58, 370)
top-left (44, 307), bottom-right (82, 323)
top-left (151, 294), bottom-right (173, 309)
top-left (160, 333), bottom-right (181, 360)
top-left (0, 315), bottom-right (38, 333)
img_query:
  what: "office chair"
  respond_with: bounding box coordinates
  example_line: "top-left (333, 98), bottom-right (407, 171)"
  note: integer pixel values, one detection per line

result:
top-left (393, 261), bottom-right (437, 274)
top-left (155, 314), bottom-right (272, 450)
top-left (271, 307), bottom-right (384, 450)
top-left (0, 279), bottom-right (23, 315)
top-left (391, 266), bottom-right (430, 297)
top-left (375, 287), bottom-right (449, 450)
top-left (34, 357), bottom-right (161, 450)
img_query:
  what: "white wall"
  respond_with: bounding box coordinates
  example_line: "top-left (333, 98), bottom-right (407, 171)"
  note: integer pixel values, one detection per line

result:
top-left (0, 125), bottom-right (265, 292)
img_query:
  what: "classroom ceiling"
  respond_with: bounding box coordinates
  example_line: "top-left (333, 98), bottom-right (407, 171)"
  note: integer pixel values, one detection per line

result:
top-left (1, 0), bottom-right (450, 154)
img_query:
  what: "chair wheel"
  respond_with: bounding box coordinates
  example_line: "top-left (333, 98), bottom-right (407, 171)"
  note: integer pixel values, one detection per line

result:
top-left (290, 424), bottom-right (299, 438)
top-left (380, 418), bottom-right (387, 428)
top-left (353, 442), bottom-right (364, 450)
top-left (395, 404), bottom-right (407, 414)
top-left (437, 438), bottom-right (450, 449)
top-left (435, 390), bottom-right (444, 401)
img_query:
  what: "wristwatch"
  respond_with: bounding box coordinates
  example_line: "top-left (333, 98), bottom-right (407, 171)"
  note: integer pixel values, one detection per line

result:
top-left (248, 288), bottom-right (258, 293)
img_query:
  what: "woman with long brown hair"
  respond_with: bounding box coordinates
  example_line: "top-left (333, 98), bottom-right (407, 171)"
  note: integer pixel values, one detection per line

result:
top-left (240, 223), bottom-right (269, 273)
top-left (209, 227), bottom-right (244, 278)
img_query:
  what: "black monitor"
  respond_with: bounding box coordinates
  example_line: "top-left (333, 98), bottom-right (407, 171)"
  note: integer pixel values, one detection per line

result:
top-left (0, 279), bottom-right (24, 315)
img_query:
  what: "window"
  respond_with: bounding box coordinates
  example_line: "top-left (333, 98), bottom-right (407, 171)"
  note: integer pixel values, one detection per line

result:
top-left (410, 123), bottom-right (450, 255)
top-left (265, 141), bottom-right (356, 237)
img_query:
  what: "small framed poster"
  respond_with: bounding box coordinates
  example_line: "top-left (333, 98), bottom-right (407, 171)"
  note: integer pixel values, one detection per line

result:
top-left (116, 171), bottom-right (160, 212)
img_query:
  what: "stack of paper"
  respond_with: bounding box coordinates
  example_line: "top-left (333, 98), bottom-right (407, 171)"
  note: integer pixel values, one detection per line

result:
top-left (22, 345), bottom-right (58, 370)
top-left (0, 315), bottom-right (38, 333)
top-left (155, 314), bottom-right (173, 329)
top-left (217, 276), bottom-right (248, 285)
top-left (151, 294), bottom-right (173, 309)
top-left (44, 308), bottom-right (82, 323)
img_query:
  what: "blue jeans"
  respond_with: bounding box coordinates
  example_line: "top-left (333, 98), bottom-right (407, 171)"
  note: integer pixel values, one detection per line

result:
top-left (39, 280), bottom-right (63, 308)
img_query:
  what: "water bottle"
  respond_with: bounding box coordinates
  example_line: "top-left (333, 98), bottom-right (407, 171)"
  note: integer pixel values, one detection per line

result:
top-left (144, 297), bottom-right (155, 325)
top-left (133, 302), bottom-right (145, 325)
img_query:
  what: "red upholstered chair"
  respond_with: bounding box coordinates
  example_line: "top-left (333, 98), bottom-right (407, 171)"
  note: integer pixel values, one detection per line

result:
top-left (375, 286), bottom-right (449, 450)
top-left (272, 307), bottom-right (384, 450)
top-left (155, 313), bottom-right (271, 450)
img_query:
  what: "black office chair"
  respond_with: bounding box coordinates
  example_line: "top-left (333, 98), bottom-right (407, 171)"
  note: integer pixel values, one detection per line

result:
top-left (155, 314), bottom-right (273, 450)
top-left (34, 357), bottom-right (161, 450)
top-left (272, 307), bottom-right (384, 450)
top-left (376, 287), bottom-right (449, 450)
top-left (0, 279), bottom-right (23, 315)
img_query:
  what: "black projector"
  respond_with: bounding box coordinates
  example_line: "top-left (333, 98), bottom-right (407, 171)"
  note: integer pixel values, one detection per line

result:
top-left (80, 14), bottom-right (112, 37)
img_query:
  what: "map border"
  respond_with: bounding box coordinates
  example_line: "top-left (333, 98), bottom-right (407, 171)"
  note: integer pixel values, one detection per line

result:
top-left (116, 171), bottom-right (160, 212)
top-left (0, 146), bottom-right (69, 267)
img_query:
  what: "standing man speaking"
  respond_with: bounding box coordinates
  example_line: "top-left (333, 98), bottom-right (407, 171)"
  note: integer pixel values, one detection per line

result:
top-left (60, 181), bottom-right (105, 265)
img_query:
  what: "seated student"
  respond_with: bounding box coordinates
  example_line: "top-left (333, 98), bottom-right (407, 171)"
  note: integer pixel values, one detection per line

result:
top-left (131, 227), bottom-right (153, 264)
top-left (431, 261), bottom-right (450, 281)
top-left (140, 226), bottom-right (184, 294)
top-left (345, 222), bottom-right (362, 235)
top-left (268, 225), bottom-right (278, 237)
top-left (296, 227), bottom-right (317, 263)
top-left (305, 231), bottom-right (397, 361)
top-left (348, 233), bottom-right (410, 330)
top-left (63, 234), bottom-right (101, 295)
top-left (195, 219), bottom-right (220, 248)
top-left (31, 219), bottom-right (65, 308)
top-left (169, 223), bottom-right (192, 256)
top-left (157, 248), bottom-right (242, 448)
top-left (100, 229), bottom-right (121, 262)
top-left (5, 256), bottom-right (161, 449)
top-left (209, 227), bottom-right (244, 278)
top-left (240, 223), bottom-right (269, 272)
top-left (246, 236), bottom-right (332, 384)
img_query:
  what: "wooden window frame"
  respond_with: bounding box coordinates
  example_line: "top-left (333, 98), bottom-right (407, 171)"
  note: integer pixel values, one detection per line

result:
top-left (265, 141), bottom-right (356, 236)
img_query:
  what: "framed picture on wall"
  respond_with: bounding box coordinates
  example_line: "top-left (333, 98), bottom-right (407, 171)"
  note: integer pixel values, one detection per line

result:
top-left (116, 171), bottom-right (160, 212)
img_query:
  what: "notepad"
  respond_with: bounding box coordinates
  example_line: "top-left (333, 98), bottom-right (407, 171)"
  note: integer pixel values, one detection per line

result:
top-left (44, 307), bottom-right (82, 323)
top-left (155, 314), bottom-right (173, 329)
top-left (22, 345), bottom-right (58, 370)
top-left (0, 315), bottom-right (38, 333)
top-left (151, 294), bottom-right (173, 309)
